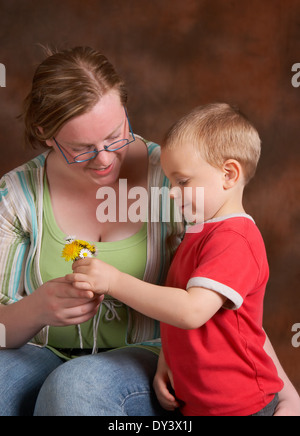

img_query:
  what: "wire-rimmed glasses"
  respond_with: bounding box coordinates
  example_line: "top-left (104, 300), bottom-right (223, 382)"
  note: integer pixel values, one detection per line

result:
top-left (53, 107), bottom-right (135, 164)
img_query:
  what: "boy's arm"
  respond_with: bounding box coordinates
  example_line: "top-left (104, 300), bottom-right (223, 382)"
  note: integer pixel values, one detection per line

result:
top-left (111, 273), bottom-right (226, 329)
top-left (69, 259), bottom-right (226, 330)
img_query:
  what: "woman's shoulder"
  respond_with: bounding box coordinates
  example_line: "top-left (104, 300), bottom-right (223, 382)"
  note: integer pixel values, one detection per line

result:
top-left (135, 135), bottom-right (161, 165)
top-left (1, 151), bottom-right (49, 201)
top-left (136, 136), bottom-right (171, 191)
top-left (6, 152), bottom-right (49, 176)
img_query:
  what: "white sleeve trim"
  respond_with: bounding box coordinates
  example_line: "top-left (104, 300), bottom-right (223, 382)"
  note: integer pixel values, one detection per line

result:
top-left (186, 277), bottom-right (243, 310)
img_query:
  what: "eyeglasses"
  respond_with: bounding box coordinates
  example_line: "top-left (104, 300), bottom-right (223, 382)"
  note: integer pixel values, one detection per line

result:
top-left (53, 107), bottom-right (135, 164)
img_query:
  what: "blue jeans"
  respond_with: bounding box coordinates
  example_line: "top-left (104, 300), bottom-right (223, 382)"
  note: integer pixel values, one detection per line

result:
top-left (35, 346), bottom-right (165, 416)
top-left (0, 345), bottom-right (63, 416)
top-left (0, 344), bottom-right (166, 416)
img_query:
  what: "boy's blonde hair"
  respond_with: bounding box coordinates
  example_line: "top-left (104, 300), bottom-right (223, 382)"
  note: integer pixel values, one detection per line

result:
top-left (163, 103), bottom-right (261, 184)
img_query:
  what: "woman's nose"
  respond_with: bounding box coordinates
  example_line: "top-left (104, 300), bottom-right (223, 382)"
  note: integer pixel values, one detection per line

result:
top-left (91, 147), bottom-right (113, 165)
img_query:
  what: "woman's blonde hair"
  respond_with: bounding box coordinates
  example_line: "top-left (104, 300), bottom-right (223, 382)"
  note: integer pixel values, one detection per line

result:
top-left (22, 46), bottom-right (128, 149)
top-left (163, 103), bottom-right (261, 184)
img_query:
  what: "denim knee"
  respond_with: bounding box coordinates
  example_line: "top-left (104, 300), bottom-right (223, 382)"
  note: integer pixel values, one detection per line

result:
top-left (34, 347), bottom-right (162, 416)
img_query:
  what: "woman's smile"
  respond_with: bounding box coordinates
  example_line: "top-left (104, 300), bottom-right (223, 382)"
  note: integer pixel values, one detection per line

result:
top-left (88, 160), bottom-right (115, 176)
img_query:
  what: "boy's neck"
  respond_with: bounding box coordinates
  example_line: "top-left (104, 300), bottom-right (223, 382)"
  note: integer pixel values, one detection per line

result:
top-left (212, 189), bottom-right (245, 220)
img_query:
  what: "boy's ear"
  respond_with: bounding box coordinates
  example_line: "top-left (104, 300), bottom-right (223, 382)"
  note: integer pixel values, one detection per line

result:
top-left (222, 159), bottom-right (243, 189)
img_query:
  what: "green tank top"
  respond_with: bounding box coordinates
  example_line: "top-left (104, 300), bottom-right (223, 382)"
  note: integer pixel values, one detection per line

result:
top-left (40, 174), bottom-right (147, 358)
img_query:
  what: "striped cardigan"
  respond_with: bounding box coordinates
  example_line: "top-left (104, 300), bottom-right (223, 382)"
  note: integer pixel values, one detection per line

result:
top-left (0, 141), bottom-right (183, 346)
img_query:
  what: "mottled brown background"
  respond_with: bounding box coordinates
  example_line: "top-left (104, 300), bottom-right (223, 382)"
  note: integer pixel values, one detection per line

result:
top-left (1, 0), bottom-right (300, 394)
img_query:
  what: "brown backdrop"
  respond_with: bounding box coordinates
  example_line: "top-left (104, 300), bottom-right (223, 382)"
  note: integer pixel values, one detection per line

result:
top-left (1, 0), bottom-right (300, 394)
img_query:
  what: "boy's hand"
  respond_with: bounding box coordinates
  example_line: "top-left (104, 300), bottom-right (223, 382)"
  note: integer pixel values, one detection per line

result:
top-left (153, 372), bottom-right (179, 412)
top-left (65, 258), bottom-right (119, 295)
top-left (153, 351), bottom-right (180, 411)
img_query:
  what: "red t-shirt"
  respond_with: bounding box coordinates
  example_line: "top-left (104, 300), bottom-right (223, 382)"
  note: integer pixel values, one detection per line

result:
top-left (160, 215), bottom-right (283, 416)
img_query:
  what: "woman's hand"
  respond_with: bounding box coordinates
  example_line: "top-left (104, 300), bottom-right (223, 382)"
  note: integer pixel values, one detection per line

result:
top-left (32, 277), bottom-right (103, 327)
top-left (153, 350), bottom-right (179, 411)
top-left (0, 277), bottom-right (104, 348)
top-left (264, 334), bottom-right (300, 416)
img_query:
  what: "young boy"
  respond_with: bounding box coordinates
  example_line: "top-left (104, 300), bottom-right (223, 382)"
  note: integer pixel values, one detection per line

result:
top-left (68, 103), bottom-right (284, 416)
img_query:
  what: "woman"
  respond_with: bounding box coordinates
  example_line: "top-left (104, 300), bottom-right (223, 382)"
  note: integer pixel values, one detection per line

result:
top-left (0, 46), bottom-right (182, 416)
top-left (0, 47), bottom-right (298, 416)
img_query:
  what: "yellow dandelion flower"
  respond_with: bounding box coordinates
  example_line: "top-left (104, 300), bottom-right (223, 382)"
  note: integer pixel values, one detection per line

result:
top-left (62, 241), bottom-right (81, 262)
top-left (77, 240), bottom-right (97, 255)
top-left (62, 237), bottom-right (97, 262)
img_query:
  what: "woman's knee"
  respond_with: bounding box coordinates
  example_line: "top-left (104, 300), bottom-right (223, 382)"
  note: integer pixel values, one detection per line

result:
top-left (34, 347), bottom-right (161, 416)
top-left (37, 347), bottom-right (158, 395)
top-left (34, 353), bottom-right (121, 415)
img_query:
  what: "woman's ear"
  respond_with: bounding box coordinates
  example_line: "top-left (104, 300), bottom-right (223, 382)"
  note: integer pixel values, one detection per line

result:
top-left (45, 138), bottom-right (55, 148)
top-left (222, 159), bottom-right (243, 189)
top-left (37, 126), bottom-right (54, 148)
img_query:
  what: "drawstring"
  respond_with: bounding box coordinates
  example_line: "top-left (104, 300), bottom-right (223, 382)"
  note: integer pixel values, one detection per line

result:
top-left (77, 325), bottom-right (83, 349)
top-left (92, 302), bottom-right (103, 354)
top-left (102, 300), bottom-right (123, 322)
top-left (91, 300), bottom-right (123, 354)
top-left (77, 300), bottom-right (123, 354)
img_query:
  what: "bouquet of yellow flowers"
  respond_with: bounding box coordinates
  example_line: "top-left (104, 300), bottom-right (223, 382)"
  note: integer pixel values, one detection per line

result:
top-left (62, 236), bottom-right (97, 262)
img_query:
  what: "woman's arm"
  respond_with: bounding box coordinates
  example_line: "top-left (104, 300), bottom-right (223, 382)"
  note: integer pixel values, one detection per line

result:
top-left (0, 294), bottom-right (45, 349)
top-left (264, 333), bottom-right (300, 416)
top-left (0, 278), bottom-right (102, 349)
